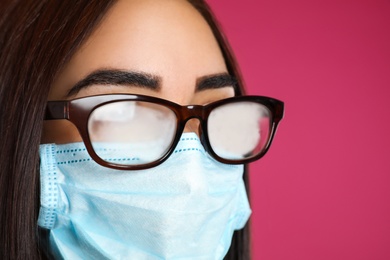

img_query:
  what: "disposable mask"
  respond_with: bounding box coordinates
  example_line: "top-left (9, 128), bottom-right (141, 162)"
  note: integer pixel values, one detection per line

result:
top-left (38, 133), bottom-right (251, 259)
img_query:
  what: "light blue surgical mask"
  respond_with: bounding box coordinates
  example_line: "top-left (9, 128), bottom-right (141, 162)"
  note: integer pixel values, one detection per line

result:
top-left (38, 133), bottom-right (251, 260)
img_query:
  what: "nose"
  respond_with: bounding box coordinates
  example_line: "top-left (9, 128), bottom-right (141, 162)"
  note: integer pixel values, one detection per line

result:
top-left (183, 118), bottom-right (201, 137)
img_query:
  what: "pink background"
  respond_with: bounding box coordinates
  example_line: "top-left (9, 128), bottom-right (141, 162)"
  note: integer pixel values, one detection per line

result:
top-left (207, 0), bottom-right (390, 259)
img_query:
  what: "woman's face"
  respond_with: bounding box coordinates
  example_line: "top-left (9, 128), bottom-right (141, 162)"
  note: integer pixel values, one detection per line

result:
top-left (42, 0), bottom-right (235, 144)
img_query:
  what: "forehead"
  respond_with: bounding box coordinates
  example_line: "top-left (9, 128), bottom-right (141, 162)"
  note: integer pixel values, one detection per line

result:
top-left (51, 0), bottom-right (227, 100)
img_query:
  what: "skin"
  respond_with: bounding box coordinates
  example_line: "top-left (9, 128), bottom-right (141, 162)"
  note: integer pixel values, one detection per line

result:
top-left (41, 0), bottom-right (235, 144)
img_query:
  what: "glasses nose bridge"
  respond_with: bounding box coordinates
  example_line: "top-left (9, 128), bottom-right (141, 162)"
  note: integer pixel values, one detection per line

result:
top-left (178, 105), bottom-right (206, 137)
top-left (180, 105), bottom-right (205, 124)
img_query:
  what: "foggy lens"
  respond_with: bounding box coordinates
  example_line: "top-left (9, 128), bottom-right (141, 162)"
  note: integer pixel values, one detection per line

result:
top-left (88, 101), bottom-right (177, 165)
top-left (208, 101), bottom-right (272, 160)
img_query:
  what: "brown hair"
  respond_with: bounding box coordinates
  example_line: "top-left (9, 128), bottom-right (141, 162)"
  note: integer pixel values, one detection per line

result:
top-left (0, 0), bottom-right (250, 259)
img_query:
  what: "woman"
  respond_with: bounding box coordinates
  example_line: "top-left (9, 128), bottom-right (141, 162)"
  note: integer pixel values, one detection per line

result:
top-left (0, 0), bottom-right (283, 259)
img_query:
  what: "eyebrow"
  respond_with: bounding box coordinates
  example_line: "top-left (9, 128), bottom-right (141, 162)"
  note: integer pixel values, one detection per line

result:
top-left (67, 69), bottom-right (161, 97)
top-left (196, 73), bottom-right (237, 91)
top-left (66, 69), bottom-right (237, 97)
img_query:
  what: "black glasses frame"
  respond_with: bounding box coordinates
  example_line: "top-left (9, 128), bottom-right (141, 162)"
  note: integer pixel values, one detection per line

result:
top-left (45, 94), bottom-right (284, 170)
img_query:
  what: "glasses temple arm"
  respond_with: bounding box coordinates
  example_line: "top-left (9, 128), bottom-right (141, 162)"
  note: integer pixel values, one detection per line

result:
top-left (44, 101), bottom-right (69, 120)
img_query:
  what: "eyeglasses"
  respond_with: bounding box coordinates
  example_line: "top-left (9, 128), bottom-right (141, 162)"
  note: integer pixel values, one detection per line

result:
top-left (45, 94), bottom-right (284, 170)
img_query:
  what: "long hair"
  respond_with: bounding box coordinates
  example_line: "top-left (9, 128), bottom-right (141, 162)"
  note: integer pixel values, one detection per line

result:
top-left (0, 1), bottom-right (250, 259)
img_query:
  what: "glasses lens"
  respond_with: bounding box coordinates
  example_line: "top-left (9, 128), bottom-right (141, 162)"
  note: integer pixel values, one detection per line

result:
top-left (87, 101), bottom-right (177, 165)
top-left (208, 101), bottom-right (272, 161)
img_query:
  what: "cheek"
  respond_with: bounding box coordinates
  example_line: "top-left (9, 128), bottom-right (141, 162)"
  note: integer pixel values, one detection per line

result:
top-left (41, 120), bottom-right (82, 144)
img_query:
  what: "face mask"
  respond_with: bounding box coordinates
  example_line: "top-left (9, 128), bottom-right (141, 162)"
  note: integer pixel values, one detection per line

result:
top-left (38, 132), bottom-right (251, 259)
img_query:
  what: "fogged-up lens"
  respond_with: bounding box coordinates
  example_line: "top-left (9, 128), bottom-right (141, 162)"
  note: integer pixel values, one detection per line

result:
top-left (87, 101), bottom-right (177, 165)
top-left (207, 101), bottom-right (272, 160)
